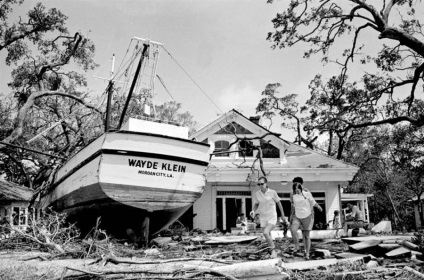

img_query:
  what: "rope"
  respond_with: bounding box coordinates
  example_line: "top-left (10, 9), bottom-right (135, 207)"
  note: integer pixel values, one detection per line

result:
top-left (156, 74), bottom-right (174, 100)
top-left (162, 46), bottom-right (223, 114)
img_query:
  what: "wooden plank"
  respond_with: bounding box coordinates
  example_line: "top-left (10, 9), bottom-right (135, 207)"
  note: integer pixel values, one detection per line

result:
top-left (341, 235), bottom-right (413, 244)
top-left (204, 235), bottom-right (259, 244)
top-left (349, 240), bottom-right (381, 251)
top-left (399, 240), bottom-right (419, 251)
top-left (241, 274), bottom-right (290, 280)
top-left (385, 247), bottom-right (411, 258)
top-left (378, 243), bottom-right (400, 251)
top-left (271, 229), bottom-right (344, 240)
top-left (335, 252), bottom-right (370, 259)
top-left (281, 256), bottom-right (365, 271)
top-left (404, 266), bottom-right (424, 279)
top-left (212, 258), bottom-right (282, 278)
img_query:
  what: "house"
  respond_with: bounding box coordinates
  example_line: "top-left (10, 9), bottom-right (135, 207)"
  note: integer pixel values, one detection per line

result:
top-left (190, 110), bottom-right (360, 232)
top-left (0, 179), bottom-right (35, 228)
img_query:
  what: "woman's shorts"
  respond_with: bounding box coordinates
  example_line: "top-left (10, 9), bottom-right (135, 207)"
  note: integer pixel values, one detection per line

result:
top-left (259, 215), bottom-right (277, 227)
top-left (291, 215), bottom-right (314, 231)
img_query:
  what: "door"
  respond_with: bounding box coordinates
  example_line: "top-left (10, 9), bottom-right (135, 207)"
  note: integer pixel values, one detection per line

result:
top-left (225, 198), bottom-right (243, 231)
top-left (216, 196), bottom-right (252, 232)
top-left (216, 198), bottom-right (223, 230)
top-left (313, 200), bottom-right (327, 229)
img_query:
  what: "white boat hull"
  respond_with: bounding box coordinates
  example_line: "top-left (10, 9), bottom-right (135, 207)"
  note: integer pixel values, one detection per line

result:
top-left (41, 130), bottom-right (210, 236)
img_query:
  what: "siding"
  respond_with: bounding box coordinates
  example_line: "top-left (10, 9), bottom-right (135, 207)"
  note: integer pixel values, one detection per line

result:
top-left (193, 183), bottom-right (214, 229)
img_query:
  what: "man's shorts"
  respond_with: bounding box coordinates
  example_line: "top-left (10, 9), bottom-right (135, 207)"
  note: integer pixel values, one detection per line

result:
top-left (291, 215), bottom-right (314, 231)
top-left (347, 220), bottom-right (364, 229)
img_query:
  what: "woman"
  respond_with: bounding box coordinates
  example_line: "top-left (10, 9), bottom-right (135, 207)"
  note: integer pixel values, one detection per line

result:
top-left (250, 176), bottom-right (286, 257)
top-left (290, 177), bottom-right (322, 260)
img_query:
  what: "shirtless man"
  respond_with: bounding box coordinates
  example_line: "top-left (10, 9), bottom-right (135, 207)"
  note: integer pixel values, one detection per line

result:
top-left (343, 202), bottom-right (364, 235)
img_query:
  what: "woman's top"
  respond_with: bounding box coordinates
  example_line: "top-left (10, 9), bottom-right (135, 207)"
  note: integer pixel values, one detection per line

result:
top-left (292, 191), bottom-right (316, 219)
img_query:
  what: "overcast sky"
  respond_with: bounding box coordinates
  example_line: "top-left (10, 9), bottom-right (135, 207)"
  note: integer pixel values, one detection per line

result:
top-left (1, 0), bottom-right (340, 140)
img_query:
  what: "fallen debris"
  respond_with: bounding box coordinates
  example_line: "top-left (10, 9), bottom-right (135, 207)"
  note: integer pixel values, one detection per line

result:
top-left (1, 215), bottom-right (424, 280)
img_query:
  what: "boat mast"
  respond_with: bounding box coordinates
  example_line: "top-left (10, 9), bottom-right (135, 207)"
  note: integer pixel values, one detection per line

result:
top-left (104, 81), bottom-right (114, 132)
top-left (118, 43), bottom-right (150, 129)
top-left (105, 54), bottom-right (115, 132)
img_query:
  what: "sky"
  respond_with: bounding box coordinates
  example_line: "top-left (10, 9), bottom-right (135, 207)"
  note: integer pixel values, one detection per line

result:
top-left (1, 0), bottom-right (338, 140)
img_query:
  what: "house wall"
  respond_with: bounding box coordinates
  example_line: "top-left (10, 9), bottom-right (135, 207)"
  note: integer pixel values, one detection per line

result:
top-left (193, 182), bottom-right (215, 230)
top-left (193, 180), bottom-right (343, 231)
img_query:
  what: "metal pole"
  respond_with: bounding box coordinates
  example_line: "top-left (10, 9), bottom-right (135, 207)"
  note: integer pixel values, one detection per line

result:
top-left (118, 44), bottom-right (150, 129)
top-left (105, 81), bottom-right (114, 132)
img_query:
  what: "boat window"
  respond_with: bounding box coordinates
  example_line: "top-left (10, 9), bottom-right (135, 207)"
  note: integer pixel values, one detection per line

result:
top-left (238, 140), bottom-right (253, 157)
top-left (214, 140), bottom-right (230, 157)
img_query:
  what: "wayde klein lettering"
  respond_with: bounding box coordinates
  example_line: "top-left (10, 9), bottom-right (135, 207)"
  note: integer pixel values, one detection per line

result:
top-left (128, 159), bottom-right (186, 173)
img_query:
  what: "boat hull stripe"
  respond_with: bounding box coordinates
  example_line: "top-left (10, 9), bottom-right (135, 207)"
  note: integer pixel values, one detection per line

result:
top-left (53, 149), bottom-right (209, 189)
top-left (101, 149), bottom-right (209, 166)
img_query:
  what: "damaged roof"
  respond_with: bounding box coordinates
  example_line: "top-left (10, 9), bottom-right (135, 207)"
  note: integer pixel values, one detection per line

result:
top-left (195, 109), bottom-right (358, 170)
top-left (0, 180), bottom-right (33, 201)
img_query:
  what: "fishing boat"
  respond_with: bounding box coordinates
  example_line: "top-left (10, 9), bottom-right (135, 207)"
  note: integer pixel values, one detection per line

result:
top-left (39, 37), bottom-right (210, 241)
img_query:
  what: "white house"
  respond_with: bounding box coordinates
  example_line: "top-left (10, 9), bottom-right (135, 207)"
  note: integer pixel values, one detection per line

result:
top-left (190, 110), bottom-right (360, 232)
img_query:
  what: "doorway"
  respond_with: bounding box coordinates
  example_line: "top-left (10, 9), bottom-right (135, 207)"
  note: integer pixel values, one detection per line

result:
top-left (216, 195), bottom-right (252, 232)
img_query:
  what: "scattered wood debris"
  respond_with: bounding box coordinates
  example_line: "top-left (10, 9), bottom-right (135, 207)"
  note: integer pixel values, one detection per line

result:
top-left (1, 217), bottom-right (424, 279)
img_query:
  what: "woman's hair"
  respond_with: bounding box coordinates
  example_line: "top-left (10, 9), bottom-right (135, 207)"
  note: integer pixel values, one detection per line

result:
top-left (292, 182), bottom-right (303, 193)
top-left (334, 210), bottom-right (340, 215)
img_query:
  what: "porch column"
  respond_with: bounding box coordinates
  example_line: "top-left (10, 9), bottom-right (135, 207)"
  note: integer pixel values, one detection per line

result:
top-left (363, 199), bottom-right (369, 222)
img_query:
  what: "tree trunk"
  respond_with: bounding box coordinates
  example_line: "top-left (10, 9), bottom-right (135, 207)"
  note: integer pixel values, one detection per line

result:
top-left (385, 189), bottom-right (401, 229)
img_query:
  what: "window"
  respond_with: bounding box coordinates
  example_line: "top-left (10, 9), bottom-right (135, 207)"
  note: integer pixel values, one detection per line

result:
top-left (214, 140), bottom-right (230, 157)
top-left (238, 140), bottom-right (253, 157)
top-left (12, 207), bottom-right (19, 226)
top-left (260, 140), bottom-right (279, 158)
top-left (12, 206), bottom-right (27, 227)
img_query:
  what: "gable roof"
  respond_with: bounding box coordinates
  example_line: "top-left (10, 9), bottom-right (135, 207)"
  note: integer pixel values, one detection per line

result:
top-left (193, 109), bottom-right (359, 170)
top-left (192, 109), bottom-right (290, 150)
top-left (0, 180), bottom-right (33, 202)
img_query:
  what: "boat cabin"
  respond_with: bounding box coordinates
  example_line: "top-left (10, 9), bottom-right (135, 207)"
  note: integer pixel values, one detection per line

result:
top-left (190, 110), bottom-right (361, 232)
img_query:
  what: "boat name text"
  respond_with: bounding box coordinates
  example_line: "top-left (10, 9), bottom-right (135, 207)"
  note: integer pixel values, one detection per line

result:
top-left (128, 159), bottom-right (186, 173)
